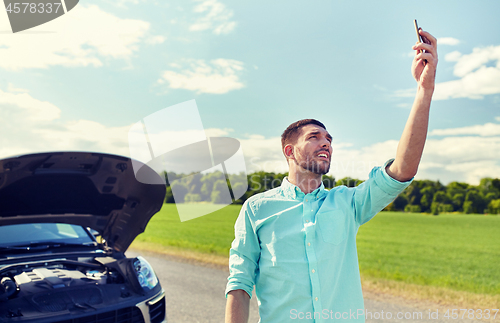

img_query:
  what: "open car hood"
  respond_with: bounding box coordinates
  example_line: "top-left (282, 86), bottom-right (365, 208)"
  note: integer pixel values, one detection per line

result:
top-left (0, 152), bottom-right (166, 252)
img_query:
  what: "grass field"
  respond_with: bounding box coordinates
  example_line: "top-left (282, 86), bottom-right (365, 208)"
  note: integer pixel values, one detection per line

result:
top-left (132, 204), bottom-right (500, 299)
top-left (356, 212), bottom-right (500, 295)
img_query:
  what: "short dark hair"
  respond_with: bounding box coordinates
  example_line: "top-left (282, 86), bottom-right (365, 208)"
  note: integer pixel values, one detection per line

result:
top-left (281, 119), bottom-right (327, 151)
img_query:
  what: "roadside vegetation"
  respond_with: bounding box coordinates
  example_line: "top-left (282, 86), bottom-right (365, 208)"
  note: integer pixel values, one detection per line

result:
top-left (163, 171), bottom-right (500, 215)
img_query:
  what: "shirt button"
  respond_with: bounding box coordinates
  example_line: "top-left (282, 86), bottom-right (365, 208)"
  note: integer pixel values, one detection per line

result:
top-left (315, 297), bottom-right (318, 301)
top-left (306, 220), bottom-right (309, 223)
top-left (312, 269), bottom-right (315, 273)
top-left (307, 242), bottom-right (311, 246)
top-left (305, 199), bottom-right (308, 202)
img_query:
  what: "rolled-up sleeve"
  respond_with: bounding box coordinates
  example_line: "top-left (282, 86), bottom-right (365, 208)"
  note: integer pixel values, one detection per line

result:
top-left (225, 201), bottom-right (260, 299)
top-left (352, 158), bottom-right (413, 225)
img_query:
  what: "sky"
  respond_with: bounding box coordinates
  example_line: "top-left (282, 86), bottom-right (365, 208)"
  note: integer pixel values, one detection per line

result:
top-left (0, 0), bottom-right (499, 185)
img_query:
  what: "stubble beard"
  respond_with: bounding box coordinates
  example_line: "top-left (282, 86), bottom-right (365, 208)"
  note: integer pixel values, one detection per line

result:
top-left (295, 155), bottom-right (330, 175)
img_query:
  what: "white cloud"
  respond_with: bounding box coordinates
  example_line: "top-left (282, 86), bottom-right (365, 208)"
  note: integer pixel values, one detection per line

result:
top-left (204, 128), bottom-right (232, 137)
top-left (145, 35), bottom-right (166, 45)
top-left (0, 88), bottom-right (131, 158)
top-left (239, 135), bottom-right (286, 173)
top-left (433, 45), bottom-right (500, 100)
top-left (393, 88), bottom-right (416, 98)
top-left (189, 0), bottom-right (236, 35)
top-left (0, 5), bottom-right (154, 70)
top-left (437, 37), bottom-right (460, 46)
top-left (6, 83), bottom-right (28, 93)
top-left (158, 59), bottom-right (245, 94)
top-left (105, 0), bottom-right (144, 8)
top-left (429, 122), bottom-right (500, 137)
top-left (418, 136), bottom-right (500, 184)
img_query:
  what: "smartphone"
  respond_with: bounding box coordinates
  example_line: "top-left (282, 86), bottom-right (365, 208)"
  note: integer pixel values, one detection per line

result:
top-left (413, 19), bottom-right (427, 65)
top-left (414, 19), bottom-right (422, 43)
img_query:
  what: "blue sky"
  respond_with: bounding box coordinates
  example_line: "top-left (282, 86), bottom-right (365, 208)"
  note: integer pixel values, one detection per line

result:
top-left (1, 0), bottom-right (499, 184)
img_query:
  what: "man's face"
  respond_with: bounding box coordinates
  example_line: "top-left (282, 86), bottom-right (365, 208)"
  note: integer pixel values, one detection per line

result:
top-left (290, 124), bottom-right (332, 175)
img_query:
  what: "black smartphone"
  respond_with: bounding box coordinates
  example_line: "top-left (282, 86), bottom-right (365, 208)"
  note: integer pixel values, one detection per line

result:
top-left (414, 19), bottom-right (422, 43)
top-left (413, 19), bottom-right (427, 65)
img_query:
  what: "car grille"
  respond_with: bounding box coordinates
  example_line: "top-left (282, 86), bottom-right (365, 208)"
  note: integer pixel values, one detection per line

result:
top-left (33, 287), bottom-right (103, 312)
top-left (54, 306), bottom-right (144, 323)
top-left (148, 297), bottom-right (165, 323)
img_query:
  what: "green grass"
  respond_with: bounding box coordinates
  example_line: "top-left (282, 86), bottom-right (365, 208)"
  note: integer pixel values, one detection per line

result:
top-left (133, 204), bottom-right (500, 295)
top-left (357, 212), bottom-right (500, 295)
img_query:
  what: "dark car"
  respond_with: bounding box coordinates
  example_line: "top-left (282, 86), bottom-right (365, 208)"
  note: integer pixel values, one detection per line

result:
top-left (0, 152), bottom-right (167, 323)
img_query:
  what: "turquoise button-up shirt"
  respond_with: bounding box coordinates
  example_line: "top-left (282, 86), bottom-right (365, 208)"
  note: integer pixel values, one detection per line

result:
top-left (226, 160), bottom-right (412, 322)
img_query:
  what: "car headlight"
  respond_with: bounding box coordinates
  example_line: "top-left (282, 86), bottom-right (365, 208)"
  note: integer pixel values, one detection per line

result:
top-left (133, 256), bottom-right (159, 290)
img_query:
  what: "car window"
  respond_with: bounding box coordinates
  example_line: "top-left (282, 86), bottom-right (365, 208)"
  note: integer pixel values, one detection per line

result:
top-left (0, 223), bottom-right (94, 246)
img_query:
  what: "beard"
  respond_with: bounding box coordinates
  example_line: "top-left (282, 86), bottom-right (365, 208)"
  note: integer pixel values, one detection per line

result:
top-left (294, 155), bottom-right (330, 175)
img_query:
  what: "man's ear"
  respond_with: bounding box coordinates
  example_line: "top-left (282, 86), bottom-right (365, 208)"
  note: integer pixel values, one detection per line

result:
top-left (284, 144), bottom-right (294, 160)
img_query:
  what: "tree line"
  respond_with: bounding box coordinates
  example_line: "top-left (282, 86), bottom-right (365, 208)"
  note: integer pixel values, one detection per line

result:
top-left (386, 178), bottom-right (500, 215)
top-left (163, 171), bottom-right (500, 215)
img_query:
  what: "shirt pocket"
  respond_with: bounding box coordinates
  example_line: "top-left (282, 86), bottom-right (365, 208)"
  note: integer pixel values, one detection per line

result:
top-left (316, 209), bottom-right (347, 245)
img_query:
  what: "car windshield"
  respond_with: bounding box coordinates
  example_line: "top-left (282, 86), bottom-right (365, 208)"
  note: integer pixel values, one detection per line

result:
top-left (0, 223), bottom-right (94, 247)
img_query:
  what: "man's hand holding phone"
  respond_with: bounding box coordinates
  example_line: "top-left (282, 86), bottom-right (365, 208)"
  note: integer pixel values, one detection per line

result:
top-left (411, 20), bottom-right (438, 91)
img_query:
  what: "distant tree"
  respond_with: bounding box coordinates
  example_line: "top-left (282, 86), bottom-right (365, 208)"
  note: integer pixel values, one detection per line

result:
top-left (199, 171), bottom-right (226, 200)
top-left (451, 193), bottom-right (465, 212)
top-left (464, 190), bottom-right (486, 214)
top-left (211, 191), bottom-right (222, 204)
top-left (164, 171), bottom-right (183, 187)
top-left (211, 180), bottom-right (232, 204)
top-left (184, 193), bottom-right (201, 203)
top-left (478, 178), bottom-right (500, 195)
top-left (170, 181), bottom-right (188, 203)
top-left (431, 202), bottom-right (439, 215)
top-left (431, 191), bottom-right (453, 215)
top-left (438, 204), bottom-right (453, 213)
top-left (485, 192), bottom-right (498, 207)
top-left (446, 181), bottom-right (469, 198)
top-left (420, 186), bottom-right (435, 212)
top-left (185, 173), bottom-right (203, 195)
top-left (232, 182), bottom-right (247, 204)
top-left (162, 170), bottom-right (500, 215)
top-left (433, 191), bottom-right (451, 204)
top-left (165, 186), bottom-right (175, 203)
top-left (487, 199), bottom-right (500, 214)
top-left (404, 204), bottom-right (421, 213)
top-left (463, 201), bottom-right (474, 214)
top-left (492, 179), bottom-right (500, 191)
top-left (404, 184), bottom-right (422, 206)
top-left (392, 194), bottom-right (409, 211)
top-left (336, 177), bottom-right (363, 187)
top-left (200, 182), bottom-right (211, 201)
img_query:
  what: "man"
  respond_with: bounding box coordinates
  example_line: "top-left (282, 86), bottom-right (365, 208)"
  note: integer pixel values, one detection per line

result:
top-left (225, 28), bottom-right (438, 322)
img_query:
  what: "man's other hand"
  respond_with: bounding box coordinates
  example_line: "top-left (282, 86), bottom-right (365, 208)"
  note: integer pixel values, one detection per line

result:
top-left (225, 289), bottom-right (250, 323)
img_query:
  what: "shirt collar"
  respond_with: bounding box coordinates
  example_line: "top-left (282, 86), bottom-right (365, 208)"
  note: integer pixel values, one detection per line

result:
top-left (281, 177), bottom-right (327, 200)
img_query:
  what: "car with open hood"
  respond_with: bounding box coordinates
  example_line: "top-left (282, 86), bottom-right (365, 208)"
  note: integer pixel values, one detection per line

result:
top-left (0, 151), bottom-right (167, 323)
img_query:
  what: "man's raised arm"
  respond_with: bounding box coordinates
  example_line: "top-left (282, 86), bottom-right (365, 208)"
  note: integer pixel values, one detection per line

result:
top-left (387, 29), bottom-right (438, 182)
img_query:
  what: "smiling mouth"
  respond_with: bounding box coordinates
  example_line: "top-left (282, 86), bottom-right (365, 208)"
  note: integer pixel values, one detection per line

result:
top-left (316, 152), bottom-right (330, 160)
